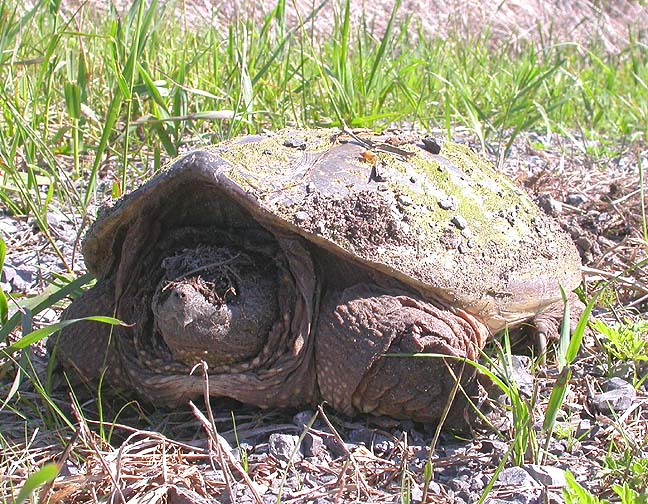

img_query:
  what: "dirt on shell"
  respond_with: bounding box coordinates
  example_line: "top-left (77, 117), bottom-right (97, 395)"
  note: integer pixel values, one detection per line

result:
top-left (295, 190), bottom-right (415, 257)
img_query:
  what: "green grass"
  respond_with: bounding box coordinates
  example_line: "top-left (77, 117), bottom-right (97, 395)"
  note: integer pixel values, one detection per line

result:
top-left (1, 0), bottom-right (647, 502)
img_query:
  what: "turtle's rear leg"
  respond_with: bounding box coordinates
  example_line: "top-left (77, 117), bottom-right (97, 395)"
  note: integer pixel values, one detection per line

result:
top-left (532, 292), bottom-right (585, 362)
top-left (48, 279), bottom-right (128, 395)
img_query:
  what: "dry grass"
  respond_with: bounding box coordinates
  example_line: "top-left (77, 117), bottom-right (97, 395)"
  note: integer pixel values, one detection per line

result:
top-left (55, 0), bottom-right (648, 51)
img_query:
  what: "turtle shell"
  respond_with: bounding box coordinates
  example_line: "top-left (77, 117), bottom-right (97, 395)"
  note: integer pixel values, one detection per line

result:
top-left (84, 128), bottom-right (581, 334)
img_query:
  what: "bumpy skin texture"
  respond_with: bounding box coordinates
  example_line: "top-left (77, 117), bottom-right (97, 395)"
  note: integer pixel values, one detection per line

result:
top-left (50, 129), bottom-right (582, 423)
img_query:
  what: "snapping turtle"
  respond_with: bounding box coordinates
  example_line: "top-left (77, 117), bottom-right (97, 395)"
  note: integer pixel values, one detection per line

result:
top-left (51, 128), bottom-right (581, 423)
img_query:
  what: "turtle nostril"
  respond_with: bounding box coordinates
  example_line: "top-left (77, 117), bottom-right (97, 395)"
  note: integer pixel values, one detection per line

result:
top-left (151, 245), bottom-right (279, 368)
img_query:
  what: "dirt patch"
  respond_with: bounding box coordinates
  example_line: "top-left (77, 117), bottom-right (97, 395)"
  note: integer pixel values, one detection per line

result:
top-left (295, 190), bottom-right (413, 256)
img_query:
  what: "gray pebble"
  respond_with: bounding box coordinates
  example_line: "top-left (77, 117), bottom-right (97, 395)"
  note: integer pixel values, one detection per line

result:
top-left (322, 436), bottom-right (348, 458)
top-left (605, 377), bottom-right (635, 392)
top-left (0, 218), bottom-right (18, 235)
top-left (451, 215), bottom-right (468, 230)
top-left (449, 478), bottom-right (470, 494)
top-left (536, 194), bottom-right (562, 216)
top-left (566, 193), bottom-right (587, 206)
top-left (592, 378), bottom-right (636, 413)
top-left (426, 480), bottom-right (443, 495)
top-left (496, 466), bottom-right (541, 489)
top-left (268, 433), bottom-right (302, 462)
top-left (283, 137), bottom-right (306, 149)
top-left (523, 464), bottom-right (567, 487)
top-left (292, 410), bottom-right (316, 428)
top-left (397, 194), bottom-right (413, 207)
top-left (348, 428), bottom-right (373, 446)
top-left (2, 264), bottom-right (35, 293)
top-left (507, 355), bottom-right (535, 397)
top-left (303, 432), bottom-right (326, 458)
top-left (438, 196), bottom-right (457, 211)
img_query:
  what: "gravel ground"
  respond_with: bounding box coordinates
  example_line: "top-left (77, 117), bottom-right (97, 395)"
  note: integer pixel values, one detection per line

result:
top-left (1, 130), bottom-right (647, 503)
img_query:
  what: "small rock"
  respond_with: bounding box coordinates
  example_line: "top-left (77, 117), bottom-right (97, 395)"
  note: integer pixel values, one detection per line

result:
top-left (306, 183), bottom-right (316, 194)
top-left (322, 435), bottom-right (348, 458)
top-left (547, 491), bottom-right (564, 504)
top-left (38, 308), bottom-right (59, 325)
top-left (548, 439), bottom-right (566, 456)
top-left (451, 215), bottom-right (468, 230)
top-left (576, 419), bottom-right (592, 438)
top-left (449, 479), bottom-right (470, 494)
top-left (372, 162), bottom-right (389, 182)
top-left (397, 194), bottom-right (413, 207)
top-left (471, 473), bottom-right (489, 491)
top-left (605, 377), bottom-right (635, 392)
top-left (2, 264), bottom-right (35, 293)
top-left (496, 466), bottom-right (540, 488)
top-left (315, 221), bottom-right (326, 234)
top-left (303, 432), bottom-right (326, 458)
top-left (283, 138), bottom-right (307, 150)
top-left (486, 495), bottom-right (539, 504)
top-left (410, 484), bottom-right (423, 502)
top-left (608, 361), bottom-right (637, 382)
top-left (167, 485), bottom-right (215, 504)
top-left (292, 410), bottom-right (315, 428)
top-left (0, 218), bottom-right (18, 235)
top-left (46, 212), bottom-right (63, 227)
top-left (523, 464), bottom-right (567, 487)
top-left (536, 194), bottom-right (562, 216)
top-left (268, 434), bottom-right (302, 463)
top-left (426, 480), bottom-right (443, 495)
top-left (478, 439), bottom-right (508, 457)
top-left (461, 228), bottom-right (472, 239)
top-left (262, 494), bottom-right (278, 504)
top-left (592, 378), bottom-right (636, 413)
top-left (422, 136), bottom-right (441, 154)
top-left (374, 438), bottom-right (394, 454)
top-left (294, 211), bottom-right (309, 223)
top-left (507, 355), bottom-right (534, 397)
top-left (566, 193), bottom-right (587, 206)
top-left (438, 196), bottom-right (457, 211)
top-left (348, 428), bottom-right (373, 446)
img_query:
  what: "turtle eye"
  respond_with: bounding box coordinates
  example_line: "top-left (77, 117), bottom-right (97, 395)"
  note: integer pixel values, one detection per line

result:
top-left (151, 246), bottom-right (279, 368)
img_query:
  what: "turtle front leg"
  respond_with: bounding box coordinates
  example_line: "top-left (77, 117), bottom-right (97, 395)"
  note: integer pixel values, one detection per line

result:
top-left (315, 284), bottom-right (490, 423)
top-left (48, 279), bottom-right (130, 395)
